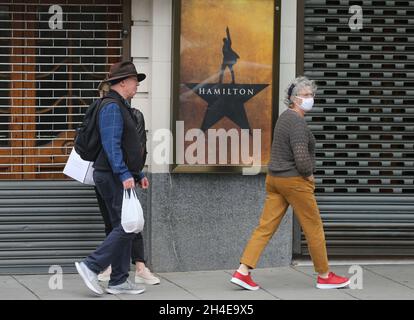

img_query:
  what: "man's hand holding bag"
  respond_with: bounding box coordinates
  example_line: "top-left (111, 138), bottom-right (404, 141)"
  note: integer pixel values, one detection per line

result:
top-left (121, 188), bottom-right (145, 233)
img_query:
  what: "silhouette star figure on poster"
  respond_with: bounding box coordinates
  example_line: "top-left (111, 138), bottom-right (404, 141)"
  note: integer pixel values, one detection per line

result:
top-left (219, 27), bottom-right (240, 84)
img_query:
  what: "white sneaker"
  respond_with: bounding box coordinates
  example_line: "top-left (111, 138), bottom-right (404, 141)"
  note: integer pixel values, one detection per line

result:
top-left (98, 265), bottom-right (111, 282)
top-left (75, 261), bottom-right (104, 295)
top-left (106, 279), bottom-right (145, 295)
top-left (135, 267), bottom-right (160, 285)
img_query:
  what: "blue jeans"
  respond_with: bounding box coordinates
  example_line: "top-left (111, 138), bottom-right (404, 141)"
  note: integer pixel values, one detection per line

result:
top-left (84, 170), bottom-right (136, 286)
top-left (94, 187), bottom-right (146, 263)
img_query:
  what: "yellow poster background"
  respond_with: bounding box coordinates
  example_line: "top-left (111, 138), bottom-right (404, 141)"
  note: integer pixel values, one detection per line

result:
top-left (179, 0), bottom-right (275, 165)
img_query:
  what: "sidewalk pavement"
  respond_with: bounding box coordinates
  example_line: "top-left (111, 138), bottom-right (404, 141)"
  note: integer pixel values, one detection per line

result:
top-left (1, 263), bottom-right (414, 300)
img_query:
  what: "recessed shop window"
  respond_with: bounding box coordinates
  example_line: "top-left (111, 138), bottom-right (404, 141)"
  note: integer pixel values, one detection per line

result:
top-left (0, 1), bottom-right (126, 179)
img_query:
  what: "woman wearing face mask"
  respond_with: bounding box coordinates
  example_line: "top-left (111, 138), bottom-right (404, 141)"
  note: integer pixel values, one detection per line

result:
top-left (230, 76), bottom-right (350, 290)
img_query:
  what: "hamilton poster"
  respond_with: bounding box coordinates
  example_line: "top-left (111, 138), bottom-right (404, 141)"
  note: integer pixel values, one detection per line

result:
top-left (175, 0), bottom-right (276, 169)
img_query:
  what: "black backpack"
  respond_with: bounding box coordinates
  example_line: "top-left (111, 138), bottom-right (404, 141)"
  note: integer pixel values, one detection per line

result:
top-left (74, 97), bottom-right (148, 168)
top-left (130, 108), bottom-right (148, 172)
top-left (74, 97), bottom-right (115, 161)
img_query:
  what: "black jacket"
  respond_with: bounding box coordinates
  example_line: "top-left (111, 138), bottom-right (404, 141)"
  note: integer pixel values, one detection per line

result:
top-left (93, 90), bottom-right (147, 178)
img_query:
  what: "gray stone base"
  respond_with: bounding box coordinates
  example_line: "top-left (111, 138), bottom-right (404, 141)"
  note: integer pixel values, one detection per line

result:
top-left (144, 173), bottom-right (292, 272)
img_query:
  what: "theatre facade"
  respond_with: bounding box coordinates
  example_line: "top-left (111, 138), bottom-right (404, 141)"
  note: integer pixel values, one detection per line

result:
top-left (0, 0), bottom-right (412, 274)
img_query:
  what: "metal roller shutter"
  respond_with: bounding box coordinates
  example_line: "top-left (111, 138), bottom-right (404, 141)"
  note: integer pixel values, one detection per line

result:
top-left (0, 181), bottom-right (104, 274)
top-left (300, 0), bottom-right (414, 256)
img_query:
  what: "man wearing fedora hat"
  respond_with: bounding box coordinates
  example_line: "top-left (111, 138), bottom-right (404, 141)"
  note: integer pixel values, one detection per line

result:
top-left (75, 61), bottom-right (151, 295)
top-left (95, 80), bottom-right (160, 286)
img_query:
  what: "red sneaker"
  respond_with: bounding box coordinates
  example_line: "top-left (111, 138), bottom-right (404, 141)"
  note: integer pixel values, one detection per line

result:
top-left (230, 271), bottom-right (260, 291)
top-left (316, 272), bottom-right (350, 289)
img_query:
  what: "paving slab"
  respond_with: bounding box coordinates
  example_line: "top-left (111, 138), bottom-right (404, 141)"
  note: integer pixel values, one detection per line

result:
top-left (3, 265), bottom-right (414, 300)
top-left (14, 274), bottom-right (119, 300)
top-left (362, 265), bottom-right (414, 290)
top-left (161, 270), bottom-right (277, 300)
top-left (117, 273), bottom-right (197, 300)
top-left (249, 267), bottom-right (355, 300)
top-left (294, 265), bottom-right (414, 300)
top-left (0, 276), bottom-right (38, 300)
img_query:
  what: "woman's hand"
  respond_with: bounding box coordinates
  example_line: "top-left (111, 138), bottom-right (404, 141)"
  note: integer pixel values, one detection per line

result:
top-left (306, 175), bottom-right (315, 182)
top-left (138, 177), bottom-right (149, 189)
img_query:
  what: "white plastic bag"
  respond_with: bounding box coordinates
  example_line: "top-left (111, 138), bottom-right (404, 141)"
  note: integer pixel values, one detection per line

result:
top-left (121, 188), bottom-right (144, 233)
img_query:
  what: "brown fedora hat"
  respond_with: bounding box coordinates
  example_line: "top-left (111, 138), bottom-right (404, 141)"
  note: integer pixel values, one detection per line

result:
top-left (105, 61), bottom-right (146, 83)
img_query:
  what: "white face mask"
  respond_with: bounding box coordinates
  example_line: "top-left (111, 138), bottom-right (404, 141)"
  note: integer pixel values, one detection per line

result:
top-left (296, 97), bottom-right (314, 111)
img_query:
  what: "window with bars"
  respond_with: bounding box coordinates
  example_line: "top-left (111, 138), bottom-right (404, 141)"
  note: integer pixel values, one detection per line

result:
top-left (0, 0), bottom-right (125, 179)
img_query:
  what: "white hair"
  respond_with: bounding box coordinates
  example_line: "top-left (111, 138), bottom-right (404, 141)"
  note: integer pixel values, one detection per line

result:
top-left (284, 76), bottom-right (317, 107)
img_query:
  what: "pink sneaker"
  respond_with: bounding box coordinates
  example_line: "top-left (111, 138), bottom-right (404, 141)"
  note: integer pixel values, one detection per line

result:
top-left (316, 272), bottom-right (350, 289)
top-left (230, 271), bottom-right (260, 291)
top-left (135, 267), bottom-right (160, 285)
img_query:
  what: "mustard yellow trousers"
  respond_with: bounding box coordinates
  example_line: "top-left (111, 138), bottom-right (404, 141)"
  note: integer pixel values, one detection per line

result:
top-left (240, 175), bottom-right (329, 274)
